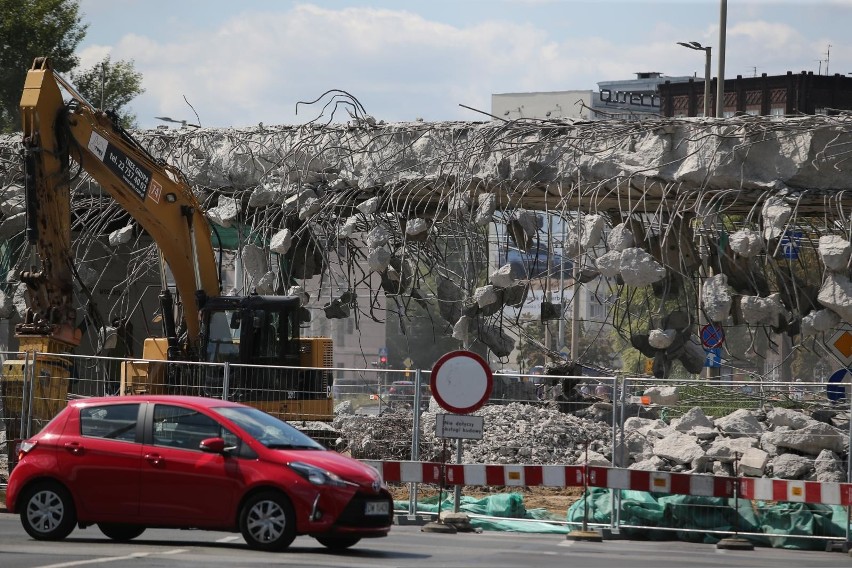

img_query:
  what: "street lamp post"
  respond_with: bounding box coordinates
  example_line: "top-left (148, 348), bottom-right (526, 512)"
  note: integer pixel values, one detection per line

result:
top-left (677, 41), bottom-right (712, 117)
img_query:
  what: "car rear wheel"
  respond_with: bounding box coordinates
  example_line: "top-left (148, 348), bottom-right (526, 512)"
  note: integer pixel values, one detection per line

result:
top-left (20, 481), bottom-right (76, 541)
top-left (239, 491), bottom-right (297, 551)
top-left (315, 535), bottom-right (361, 550)
top-left (98, 523), bottom-right (146, 541)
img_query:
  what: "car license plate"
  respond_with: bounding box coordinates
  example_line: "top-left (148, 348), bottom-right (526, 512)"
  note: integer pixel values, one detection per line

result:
top-left (365, 500), bottom-right (389, 516)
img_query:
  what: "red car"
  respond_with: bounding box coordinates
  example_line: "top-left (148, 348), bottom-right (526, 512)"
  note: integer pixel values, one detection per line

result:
top-left (6, 395), bottom-right (392, 551)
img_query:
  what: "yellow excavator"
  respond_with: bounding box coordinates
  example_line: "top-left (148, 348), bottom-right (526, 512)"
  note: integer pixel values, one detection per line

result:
top-left (2, 58), bottom-right (333, 460)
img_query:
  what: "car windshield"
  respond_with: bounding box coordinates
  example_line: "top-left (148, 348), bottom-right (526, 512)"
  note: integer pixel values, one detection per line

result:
top-left (213, 406), bottom-right (324, 450)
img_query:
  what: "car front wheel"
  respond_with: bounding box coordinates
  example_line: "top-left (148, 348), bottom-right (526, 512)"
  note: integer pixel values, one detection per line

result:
top-left (98, 523), bottom-right (146, 541)
top-left (239, 491), bottom-right (297, 551)
top-left (315, 535), bottom-right (361, 550)
top-left (20, 481), bottom-right (76, 541)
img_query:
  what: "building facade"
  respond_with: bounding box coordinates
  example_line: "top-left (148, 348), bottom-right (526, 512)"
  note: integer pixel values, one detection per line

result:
top-left (659, 71), bottom-right (852, 118)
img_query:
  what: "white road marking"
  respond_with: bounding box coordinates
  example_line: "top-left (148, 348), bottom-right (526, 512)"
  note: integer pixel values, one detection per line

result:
top-left (215, 535), bottom-right (242, 543)
top-left (160, 548), bottom-right (188, 554)
top-left (35, 552), bottom-right (150, 568)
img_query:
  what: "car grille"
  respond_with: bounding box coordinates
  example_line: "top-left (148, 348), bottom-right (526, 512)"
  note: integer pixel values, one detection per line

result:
top-left (335, 492), bottom-right (393, 528)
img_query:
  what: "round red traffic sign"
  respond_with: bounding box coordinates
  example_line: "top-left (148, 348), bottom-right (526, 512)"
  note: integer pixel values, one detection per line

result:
top-left (430, 350), bottom-right (493, 414)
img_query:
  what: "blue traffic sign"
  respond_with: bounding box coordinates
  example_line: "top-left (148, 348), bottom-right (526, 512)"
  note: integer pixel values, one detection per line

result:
top-left (827, 368), bottom-right (850, 402)
top-left (378, 346), bottom-right (388, 357)
top-left (701, 324), bottom-right (725, 348)
top-left (704, 348), bottom-right (721, 368)
top-left (780, 230), bottom-right (802, 260)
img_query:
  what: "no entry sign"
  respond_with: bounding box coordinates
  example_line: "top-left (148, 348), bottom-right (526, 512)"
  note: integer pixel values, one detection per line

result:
top-left (430, 350), bottom-right (493, 414)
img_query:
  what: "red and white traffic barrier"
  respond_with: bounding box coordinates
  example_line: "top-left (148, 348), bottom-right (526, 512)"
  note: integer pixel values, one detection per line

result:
top-left (363, 460), bottom-right (852, 506)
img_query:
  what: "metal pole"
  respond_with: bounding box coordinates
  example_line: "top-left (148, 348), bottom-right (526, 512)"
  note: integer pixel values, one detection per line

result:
top-left (716, 0), bottom-right (728, 118)
top-left (222, 362), bottom-right (230, 401)
top-left (454, 438), bottom-right (462, 513)
top-left (703, 47), bottom-right (712, 117)
top-left (409, 368), bottom-right (423, 516)
top-left (571, 212), bottom-right (581, 360)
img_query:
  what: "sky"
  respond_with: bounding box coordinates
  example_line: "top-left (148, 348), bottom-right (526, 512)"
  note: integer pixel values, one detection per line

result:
top-left (75, 0), bottom-right (852, 129)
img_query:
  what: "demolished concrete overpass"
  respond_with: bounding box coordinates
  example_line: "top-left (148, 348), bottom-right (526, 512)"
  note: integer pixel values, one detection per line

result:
top-left (0, 113), bottom-right (850, 377)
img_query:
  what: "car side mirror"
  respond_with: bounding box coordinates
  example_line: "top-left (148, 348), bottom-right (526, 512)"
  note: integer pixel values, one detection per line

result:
top-left (199, 437), bottom-right (226, 454)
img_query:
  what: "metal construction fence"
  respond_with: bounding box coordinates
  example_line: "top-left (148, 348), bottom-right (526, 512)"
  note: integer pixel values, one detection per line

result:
top-left (2, 349), bottom-right (852, 546)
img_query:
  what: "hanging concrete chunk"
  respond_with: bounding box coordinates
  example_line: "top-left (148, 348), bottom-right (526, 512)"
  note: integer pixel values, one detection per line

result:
top-left (739, 293), bottom-right (788, 327)
top-left (480, 324), bottom-right (515, 357)
top-left (357, 196), bottom-right (380, 215)
top-left (761, 196), bottom-right (792, 241)
top-left (207, 197), bottom-right (239, 228)
top-left (368, 247), bottom-right (391, 272)
top-left (448, 192), bottom-right (470, 215)
top-left (298, 197), bottom-right (322, 220)
top-left (452, 315), bottom-right (471, 342)
top-left (619, 247), bottom-right (666, 287)
top-left (474, 193), bottom-right (496, 225)
top-left (338, 216), bottom-right (358, 238)
top-left (405, 217), bottom-right (429, 239)
top-left (108, 225), bottom-right (133, 247)
top-left (241, 244), bottom-right (268, 286)
top-left (474, 285), bottom-right (498, 308)
top-left (818, 272), bottom-right (852, 323)
top-left (270, 228), bottom-right (293, 255)
top-left (256, 271), bottom-right (276, 294)
top-left (489, 264), bottom-right (516, 289)
top-left (648, 329), bottom-right (676, 349)
top-left (0, 290), bottom-right (13, 319)
top-left (801, 308), bottom-right (841, 336)
top-left (818, 234), bottom-right (851, 272)
top-left (580, 213), bottom-right (605, 250)
top-left (287, 285), bottom-right (309, 305)
top-left (366, 225), bottom-right (391, 248)
top-left (702, 273), bottom-right (732, 323)
top-left (607, 223), bottom-right (634, 252)
top-left (595, 250), bottom-right (622, 278)
top-left (729, 228), bottom-right (764, 258)
top-left (248, 182), bottom-right (285, 207)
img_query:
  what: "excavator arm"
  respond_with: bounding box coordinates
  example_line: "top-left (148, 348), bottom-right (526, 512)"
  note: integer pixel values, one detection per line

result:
top-left (19, 57), bottom-right (220, 350)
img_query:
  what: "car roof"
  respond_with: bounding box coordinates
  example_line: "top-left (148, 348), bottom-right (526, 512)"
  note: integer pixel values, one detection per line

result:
top-left (66, 395), bottom-right (244, 409)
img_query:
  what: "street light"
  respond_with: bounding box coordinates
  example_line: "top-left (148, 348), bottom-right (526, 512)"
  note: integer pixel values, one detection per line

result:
top-left (677, 41), bottom-right (712, 117)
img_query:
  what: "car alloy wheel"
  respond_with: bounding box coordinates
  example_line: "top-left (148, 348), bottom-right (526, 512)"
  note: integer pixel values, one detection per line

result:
top-left (21, 482), bottom-right (76, 541)
top-left (240, 491), bottom-right (297, 551)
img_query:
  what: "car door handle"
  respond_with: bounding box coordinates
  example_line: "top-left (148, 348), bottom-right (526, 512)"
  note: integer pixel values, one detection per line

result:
top-left (145, 453), bottom-right (164, 466)
top-left (64, 442), bottom-right (84, 455)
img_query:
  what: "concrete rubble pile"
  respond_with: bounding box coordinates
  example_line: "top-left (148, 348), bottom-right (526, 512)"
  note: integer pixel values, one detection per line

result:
top-left (332, 391), bottom-right (849, 484)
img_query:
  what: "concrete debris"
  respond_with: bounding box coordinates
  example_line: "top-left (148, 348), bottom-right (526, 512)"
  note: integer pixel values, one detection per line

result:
top-left (739, 293), bottom-right (788, 327)
top-left (248, 182), bottom-right (286, 207)
top-left (452, 315), bottom-right (471, 343)
top-left (607, 223), bottom-right (634, 252)
top-left (368, 247), bottom-right (392, 272)
top-left (338, 216), bottom-right (358, 238)
top-left (241, 244), bottom-right (268, 286)
top-left (448, 192), bottom-right (470, 215)
top-left (729, 228), bottom-right (764, 258)
top-left (0, 290), bottom-right (13, 319)
top-left (489, 264), bottom-right (516, 289)
top-left (474, 285), bottom-right (498, 308)
top-left (270, 229), bottom-right (293, 254)
top-left (761, 196), bottom-right (793, 241)
top-left (108, 225), bottom-right (133, 247)
top-left (801, 308), bottom-right (841, 336)
top-left (580, 214), bottom-right (605, 251)
top-left (819, 235), bottom-right (851, 272)
top-left (479, 323), bottom-right (515, 357)
top-left (333, 400), bottom-right (849, 483)
top-left (474, 193), bottom-right (496, 226)
top-left (817, 273), bottom-right (852, 324)
top-left (298, 197), bottom-right (322, 220)
top-left (207, 197), bottom-right (239, 228)
top-left (255, 271), bottom-right (276, 294)
top-left (619, 248), bottom-right (667, 287)
top-left (648, 329), bottom-right (676, 349)
top-left (287, 286), bottom-right (310, 305)
top-left (405, 217), bottom-right (429, 237)
top-left (357, 196), bottom-right (380, 215)
top-left (701, 274), bottom-right (732, 323)
top-left (366, 225), bottom-right (391, 248)
top-left (594, 250), bottom-right (622, 278)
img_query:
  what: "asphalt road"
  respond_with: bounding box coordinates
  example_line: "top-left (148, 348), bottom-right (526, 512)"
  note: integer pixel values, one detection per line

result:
top-left (1, 512), bottom-right (850, 568)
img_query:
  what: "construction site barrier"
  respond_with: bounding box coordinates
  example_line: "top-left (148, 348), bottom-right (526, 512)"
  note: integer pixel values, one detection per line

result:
top-left (364, 460), bottom-right (852, 507)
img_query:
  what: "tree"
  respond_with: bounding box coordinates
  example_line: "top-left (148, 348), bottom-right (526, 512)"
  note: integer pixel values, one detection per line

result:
top-left (0, 0), bottom-right (86, 132)
top-left (71, 56), bottom-right (145, 129)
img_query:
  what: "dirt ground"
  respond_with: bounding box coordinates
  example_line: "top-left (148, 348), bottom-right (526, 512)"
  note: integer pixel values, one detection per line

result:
top-left (389, 484), bottom-right (584, 514)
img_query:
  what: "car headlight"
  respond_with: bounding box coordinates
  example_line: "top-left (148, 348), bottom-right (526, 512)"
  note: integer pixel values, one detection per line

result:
top-left (288, 461), bottom-right (358, 488)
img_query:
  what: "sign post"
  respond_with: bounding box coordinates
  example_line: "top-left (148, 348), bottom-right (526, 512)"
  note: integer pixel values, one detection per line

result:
top-left (423, 351), bottom-right (492, 533)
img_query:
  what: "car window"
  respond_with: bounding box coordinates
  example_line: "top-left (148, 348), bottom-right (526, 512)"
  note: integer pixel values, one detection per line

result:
top-left (152, 404), bottom-right (239, 451)
top-left (213, 406), bottom-right (324, 450)
top-left (80, 403), bottom-right (140, 442)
